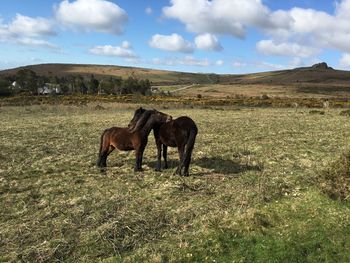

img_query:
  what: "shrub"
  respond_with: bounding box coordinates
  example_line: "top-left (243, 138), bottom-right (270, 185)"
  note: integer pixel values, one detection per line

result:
top-left (339, 109), bottom-right (350, 116)
top-left (260, 94), bottom-right (269, 100)
top-left (318, 153), bottom-right (350, 201)
top-left (309, 110), bottom-right (325, 115)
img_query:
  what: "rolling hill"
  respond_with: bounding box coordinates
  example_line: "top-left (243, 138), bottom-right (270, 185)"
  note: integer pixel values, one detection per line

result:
top-left (1, 62), bottom-right (350, 98)
top-left (0, 63), bottom-right (216, 85)
top-left (220, 62), bottom-right (350, 85)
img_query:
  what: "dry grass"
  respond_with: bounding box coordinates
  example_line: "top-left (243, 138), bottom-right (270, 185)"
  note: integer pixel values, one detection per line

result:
top-left (3, 94), bottom-right (350, 109)
top-left (1, 104), bottom-right (350, 262)
top-left (177, 83), bottom-right (350, 99)
top-left (177, 84), bottom-right (292, 98)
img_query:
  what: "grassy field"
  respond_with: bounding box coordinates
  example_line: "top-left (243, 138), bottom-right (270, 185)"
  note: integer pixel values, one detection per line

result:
top-left (1, 104), bottom-right (350, 262)
top-left (175, 83), bottom-right (350, 99)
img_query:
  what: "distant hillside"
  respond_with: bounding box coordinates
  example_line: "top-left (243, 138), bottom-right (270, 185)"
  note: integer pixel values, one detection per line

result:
top-left (220, 62), bottom-right (350, 85)
top-left (0, 63), bottom-right (219, 86)
top-left (1, 62), bottom-right (350, 98)
top-left (1, 62), bottom-right (350, 86)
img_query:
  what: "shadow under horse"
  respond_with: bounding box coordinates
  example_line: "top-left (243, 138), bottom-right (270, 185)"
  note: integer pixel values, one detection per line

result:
top-left (128, 107), bottom-right (198, 176)
top-left (194, 157), bottom-right (262, 175)
top-left (97, 109), bottom-right (172, 172)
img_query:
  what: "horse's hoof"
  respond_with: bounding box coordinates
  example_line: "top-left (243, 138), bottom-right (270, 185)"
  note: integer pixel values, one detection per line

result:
top-left (155, 168), bottom-right (161, 172)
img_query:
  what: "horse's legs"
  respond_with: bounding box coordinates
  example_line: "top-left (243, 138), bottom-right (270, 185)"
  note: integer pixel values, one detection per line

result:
top-left (134, 148), bottom-right (144, 172)
top-left (163, 144), bottom-right (168, 169)
top-left (174, 145), bottom-right (185, 175)
top-left (97, 150), bottom-right (107, 167)
top-left (98, 146), bottom-right (114, 168)
top-left (156, 142), bottom-right (162, 171)
top-left (182, 156), bottom-right (190, 177)
top-left (182, 145), bottom-right (192, 176)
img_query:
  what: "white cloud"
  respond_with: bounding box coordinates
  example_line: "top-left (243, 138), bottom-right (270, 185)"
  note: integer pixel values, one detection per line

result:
top-left (0, 22), bottom-right (11, 39)
top-left (339, 53), bottom-right (350, 68)
top-left (232, 61), bottom-right (247, 68)
top-left (145, 7), bottom-right (153, 15)
top-left (215, 60), bottom-right (224, 66)
top-left (8, 14), bottom-right (55, 37)
top-left (289, 57), bottom-right (304, 68)
top-left (231, 60), bottom-right (285, 71)
top-left (263, 5), bottom-right (350, 54)
top-left (149, 33), bottom-right (194, 53)
top-left (256, 40), bottom-right (320, 58)
top-left (162, 0), bottom-right (350, 55)
top-left (0, 14), bottom-right (57, 50)
top-left (121, 40), bottom-right (131, 49)
top-left (179, 56), bottom-right (210, 66)
top-left (16, 38), bottom-right (58, 49)
top-left (152, 56), bottom-right (211, 67)
top-left (124, 57), bottom-right (143, 64)
top-left (55, 0), bottom-right (128, 34)
top-left (163, 0), bottom-right (275, 38)
top-left (89, 42), bottom-right (137, 58)
top-left (255, 61), bottom-right (285, 71)
top-left (233, 58), bottom-right (309, 72)
top-left (195, 33), bottom-right (222, 51)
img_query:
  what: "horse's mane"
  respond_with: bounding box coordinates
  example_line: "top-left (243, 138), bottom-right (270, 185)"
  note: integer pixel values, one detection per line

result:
top-left (129, 109), bottom-right (154, 133)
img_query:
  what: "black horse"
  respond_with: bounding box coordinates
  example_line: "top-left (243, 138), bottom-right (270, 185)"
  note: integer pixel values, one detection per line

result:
top-left (97, 109), bottom-right (171, 171)
top-left (128, 107), bottom-right (198, 176)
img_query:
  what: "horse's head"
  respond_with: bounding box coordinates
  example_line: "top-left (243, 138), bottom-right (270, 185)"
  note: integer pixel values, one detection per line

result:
top-left (151, 109), bottom-right (172, 124)
top-left (128, 107), bottom-right (172, 132)
top-left (128, 107), bottom-right (146, 130)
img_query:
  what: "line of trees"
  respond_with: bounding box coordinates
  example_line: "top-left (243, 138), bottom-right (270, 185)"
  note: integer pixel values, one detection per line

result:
top-left (0, 69), bottom-right (152, 96)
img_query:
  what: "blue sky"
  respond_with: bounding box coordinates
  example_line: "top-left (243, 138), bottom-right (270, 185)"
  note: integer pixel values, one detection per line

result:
top-left (1, 0), bottom-right (350, 74)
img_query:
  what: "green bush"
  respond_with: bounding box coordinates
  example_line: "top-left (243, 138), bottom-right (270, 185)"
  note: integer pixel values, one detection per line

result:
top-left (318, 153), bottom-right (350, 201)
top-left (339, 109), bottom-right (350, 116)
top-left (0, 79), bottom-right (13, 97)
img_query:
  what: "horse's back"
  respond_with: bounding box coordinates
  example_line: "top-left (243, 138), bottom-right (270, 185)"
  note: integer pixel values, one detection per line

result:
top-left (158, 116), bottom-right (197, 147)
top-left (174, 116), bottom-right (198, 133)
top-left (103, 126), bottom-right (124, 137)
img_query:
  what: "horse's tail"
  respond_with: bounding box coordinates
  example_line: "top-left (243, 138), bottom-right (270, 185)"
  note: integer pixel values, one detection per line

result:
top-left (97, 129), bottom-right (109, 167)
top-left (182, 125), bottom-right (198, 174)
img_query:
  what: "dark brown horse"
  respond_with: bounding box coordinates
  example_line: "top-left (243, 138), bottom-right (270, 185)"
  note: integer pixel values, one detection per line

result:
top-left (128, 107), bottom-right (198, 176)
top-left (97, 109), bottom-right (172, 171)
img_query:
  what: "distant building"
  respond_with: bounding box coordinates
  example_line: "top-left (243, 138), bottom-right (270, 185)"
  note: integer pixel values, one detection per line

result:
top-left (10, 81), bottom-right (22, 90)
top-left (37, 83), bottom-right (61, 95)
top-left (151, 86), bottom-right (159, 93)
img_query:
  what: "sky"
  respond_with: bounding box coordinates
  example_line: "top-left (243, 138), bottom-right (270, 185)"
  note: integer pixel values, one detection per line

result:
top-left (1, 0), bottom-right (350, 74)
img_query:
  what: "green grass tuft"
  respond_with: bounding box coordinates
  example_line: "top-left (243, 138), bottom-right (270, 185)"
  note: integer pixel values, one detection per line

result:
top-left (318, 153), bottom-right (350, 201)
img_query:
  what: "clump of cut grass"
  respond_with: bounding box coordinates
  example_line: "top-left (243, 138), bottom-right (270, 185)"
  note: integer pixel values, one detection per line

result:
top-left (94, 104), bottom-right (106, 110)
top-left (309, 110), bottom-right (325, 115)
top-left (318, 152), bottom-right (350, 201)
top-left (339, 109), bottom-right (350, 116)
top-left (260, 94), bottom-right (269, 100)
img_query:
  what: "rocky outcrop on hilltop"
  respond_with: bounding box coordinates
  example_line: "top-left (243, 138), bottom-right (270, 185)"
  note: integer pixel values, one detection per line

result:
top-left (311, 62), bottom-right (333, 70)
